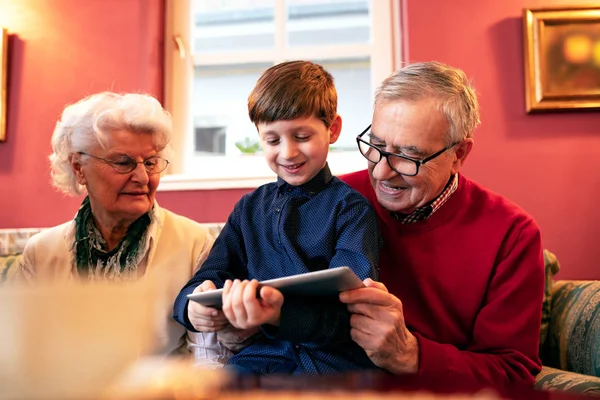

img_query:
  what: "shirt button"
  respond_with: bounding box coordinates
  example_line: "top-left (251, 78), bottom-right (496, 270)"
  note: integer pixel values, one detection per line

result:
top-left (294, 344), bottom-right (301, 350)
top-left (276, 208), bottom-right (280, 213)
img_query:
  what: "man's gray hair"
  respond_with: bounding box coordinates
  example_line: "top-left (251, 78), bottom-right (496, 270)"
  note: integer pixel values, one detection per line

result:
top-left (375, 61), bottom-right (481, 145)
top-left (50, 91), bottom-right (172, 196)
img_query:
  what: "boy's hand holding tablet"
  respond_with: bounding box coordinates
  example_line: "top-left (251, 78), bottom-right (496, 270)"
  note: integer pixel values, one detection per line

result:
top-left (221, 279), bottom-right (284, 329)
top-left (187, 280), bottom-right (229, 332)
top-left (187, 267), bottom-right (364, 332)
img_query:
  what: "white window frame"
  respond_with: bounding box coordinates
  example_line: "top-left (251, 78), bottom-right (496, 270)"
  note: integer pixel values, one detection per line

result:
top-left (161, 0), bottom-right (402, 191)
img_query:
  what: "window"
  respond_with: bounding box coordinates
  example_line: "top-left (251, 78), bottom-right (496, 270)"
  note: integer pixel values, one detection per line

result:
top-left (162, 0), bottom-right (402, 190)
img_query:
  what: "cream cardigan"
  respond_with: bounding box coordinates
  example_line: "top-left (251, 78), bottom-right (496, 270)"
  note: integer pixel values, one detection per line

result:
top-left (19, 202), bottom-right (214, 356)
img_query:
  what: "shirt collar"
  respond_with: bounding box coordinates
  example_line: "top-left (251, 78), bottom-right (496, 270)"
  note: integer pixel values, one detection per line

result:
top-left (391, 173), bottom-right (459, 224)
top-left (276, 163), bottom-right (333, 196)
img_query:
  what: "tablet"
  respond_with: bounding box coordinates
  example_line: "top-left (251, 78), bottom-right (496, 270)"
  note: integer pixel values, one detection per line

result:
top-left (186, 266), bottom-right (364, 308)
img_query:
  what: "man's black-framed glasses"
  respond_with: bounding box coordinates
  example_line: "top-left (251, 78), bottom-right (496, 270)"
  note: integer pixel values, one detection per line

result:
top-left (356, 125), bottom-right (458, 177)
top-left (78, 152), bottom-right (170, 174)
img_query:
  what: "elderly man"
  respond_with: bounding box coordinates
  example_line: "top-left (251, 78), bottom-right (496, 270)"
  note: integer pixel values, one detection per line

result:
top-left (339, 61), bottom-right (544, 388)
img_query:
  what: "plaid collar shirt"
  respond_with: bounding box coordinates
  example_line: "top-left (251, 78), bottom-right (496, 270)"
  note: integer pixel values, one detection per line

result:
top-left (392, 173), bottom-right (459, 224)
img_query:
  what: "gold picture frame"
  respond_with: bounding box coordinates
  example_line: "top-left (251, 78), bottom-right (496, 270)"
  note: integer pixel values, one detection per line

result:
top-left (523, 6), bottom-right (600, 113)
top-left (0, 28), bottom-right (7, 141)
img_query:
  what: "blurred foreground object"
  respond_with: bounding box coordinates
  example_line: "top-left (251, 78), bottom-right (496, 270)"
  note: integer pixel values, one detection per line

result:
top-left (217, 391), bottom-right (501, 400)
top-left (105, 357), bottom-right (229, 399)
top-left (0, 280), bottom-right (156, 399)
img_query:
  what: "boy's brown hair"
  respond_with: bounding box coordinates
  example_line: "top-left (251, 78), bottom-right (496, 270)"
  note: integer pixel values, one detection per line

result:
top-left (248, 60), bottom-right (337, 128)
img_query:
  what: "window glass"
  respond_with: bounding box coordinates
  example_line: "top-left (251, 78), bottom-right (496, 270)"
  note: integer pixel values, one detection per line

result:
top-left (319, 58), bottom-right (372, 150)
top-left (287, 0), bottom-right (370, 47)
top-left (192, 63), bottom-right (269, 157)
top-left (193, 0), bottom-right (275, 53)
top-left (164, 0), bottom-right (398, 188)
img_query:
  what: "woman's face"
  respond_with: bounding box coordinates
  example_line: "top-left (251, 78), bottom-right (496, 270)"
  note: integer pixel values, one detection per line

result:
top-left (73, 129), bottom-right (161, 225)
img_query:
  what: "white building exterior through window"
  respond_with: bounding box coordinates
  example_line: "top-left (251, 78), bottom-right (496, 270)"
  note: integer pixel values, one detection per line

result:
top-left (162, 0), bottom-right (402, 190)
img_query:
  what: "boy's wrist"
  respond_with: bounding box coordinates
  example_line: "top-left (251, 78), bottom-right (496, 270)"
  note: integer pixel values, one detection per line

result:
top-left (266, 311), bottom-right (281, 327)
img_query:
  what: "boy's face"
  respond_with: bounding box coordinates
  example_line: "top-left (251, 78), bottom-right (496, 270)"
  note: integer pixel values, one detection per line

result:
top-left (257, 115), bottom-right (341, 186)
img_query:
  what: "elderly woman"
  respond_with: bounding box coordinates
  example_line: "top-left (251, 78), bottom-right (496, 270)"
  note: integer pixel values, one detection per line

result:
top-left (19, 91), bottom-right (216, 357)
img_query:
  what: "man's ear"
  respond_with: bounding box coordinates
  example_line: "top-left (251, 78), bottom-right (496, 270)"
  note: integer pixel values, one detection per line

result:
top-left (328, 115), bottom-right (342, 144)
top-left (451, 138), bottom-right (474, 174)
top-left (69, 153), bottom-right (86, 185)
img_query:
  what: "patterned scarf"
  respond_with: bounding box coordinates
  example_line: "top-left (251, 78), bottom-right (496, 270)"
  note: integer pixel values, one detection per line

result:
top-left (73, 197), bottom-right (152, 281)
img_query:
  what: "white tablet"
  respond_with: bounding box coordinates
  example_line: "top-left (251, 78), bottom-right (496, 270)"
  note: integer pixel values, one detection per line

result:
top-left (186, 266), bottom-right (365, 308)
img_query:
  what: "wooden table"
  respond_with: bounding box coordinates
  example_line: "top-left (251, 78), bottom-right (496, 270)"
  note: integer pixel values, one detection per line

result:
top-left (106, 361), bottom-right (588, 400)
top-left (223, 371), bottom-right (585, 400)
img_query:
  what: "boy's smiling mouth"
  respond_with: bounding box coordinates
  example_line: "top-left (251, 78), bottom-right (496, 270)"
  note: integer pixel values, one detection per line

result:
top-left (281, 162), bottom-right (305, 173)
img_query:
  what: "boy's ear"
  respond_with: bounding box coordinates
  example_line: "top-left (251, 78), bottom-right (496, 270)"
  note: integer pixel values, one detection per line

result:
top-left (329, 115), bottom-right (342, 144)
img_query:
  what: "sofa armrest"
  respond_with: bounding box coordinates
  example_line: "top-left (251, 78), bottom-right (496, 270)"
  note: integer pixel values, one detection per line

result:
top-left (535, 366), bottom-right (600, 395)
top-left (0, 253), bottom-right (22, 285)
top-left (542, 280), bottom-right (600, 377)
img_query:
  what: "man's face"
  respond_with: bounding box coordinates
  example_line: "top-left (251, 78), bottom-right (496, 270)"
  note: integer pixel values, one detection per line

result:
top-left (367, 99), bottom-right (472, 214)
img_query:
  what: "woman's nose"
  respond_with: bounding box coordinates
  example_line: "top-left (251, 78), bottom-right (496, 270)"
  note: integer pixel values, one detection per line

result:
top-left (130, 163), bottom-right (150, 184)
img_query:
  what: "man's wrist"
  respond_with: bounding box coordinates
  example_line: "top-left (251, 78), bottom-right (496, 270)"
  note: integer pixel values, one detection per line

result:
top-left (389, 332), bottom-right (419, 375)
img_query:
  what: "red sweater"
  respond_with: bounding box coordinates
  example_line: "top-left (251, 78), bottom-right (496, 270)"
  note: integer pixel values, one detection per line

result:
top-left (341, 171), bottom-right (544, 388)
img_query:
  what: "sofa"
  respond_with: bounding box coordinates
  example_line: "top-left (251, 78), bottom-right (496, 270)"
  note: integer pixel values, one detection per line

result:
top-left (534, 250), bottom-right (600, 394)
top-left (1, 248), bottom-right (599, 394)
top-left (0, 253), bottom-right (19, 284)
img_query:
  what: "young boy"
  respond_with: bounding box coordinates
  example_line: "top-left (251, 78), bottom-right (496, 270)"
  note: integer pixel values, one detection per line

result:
top-left (173, 61), bottom-right (381, 374)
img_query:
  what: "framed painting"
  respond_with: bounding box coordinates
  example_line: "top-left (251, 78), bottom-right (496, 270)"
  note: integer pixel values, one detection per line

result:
top-left (523, 7), bottom-right (600, 113)
top-left (0, 28), bottom-right (6, 141)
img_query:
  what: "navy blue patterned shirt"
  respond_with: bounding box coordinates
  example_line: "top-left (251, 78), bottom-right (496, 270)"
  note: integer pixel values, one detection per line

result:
top-left (173, 164), bottom-right (382, 374)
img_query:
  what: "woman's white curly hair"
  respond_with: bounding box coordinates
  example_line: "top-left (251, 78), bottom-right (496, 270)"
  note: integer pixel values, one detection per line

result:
top-left (49, 91), bottom-right (172, 196)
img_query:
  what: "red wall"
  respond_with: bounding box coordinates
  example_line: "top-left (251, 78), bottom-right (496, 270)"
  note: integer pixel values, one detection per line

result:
top-left (0, 0), bottom-right (598, 279)
top-left (0, 0), bottom-right (164, 227)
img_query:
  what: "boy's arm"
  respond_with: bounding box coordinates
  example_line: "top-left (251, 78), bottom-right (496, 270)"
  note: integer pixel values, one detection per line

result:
top-left (268, 199), bottom-right (380, 345)
top-left (172, 208), bottom-right (249, 332)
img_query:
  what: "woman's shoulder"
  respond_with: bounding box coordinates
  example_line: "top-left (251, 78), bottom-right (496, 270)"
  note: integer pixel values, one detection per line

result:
top-left (159, 207), bottom-right (192, 223)
top-left (157, 207), bottom-right (216, 245)
top-left (20, 221), bottom-right (75, 279)
top-left (151, 207), bottom-right (216, 271)
top-left (25, 221), bottom-right (74, 252)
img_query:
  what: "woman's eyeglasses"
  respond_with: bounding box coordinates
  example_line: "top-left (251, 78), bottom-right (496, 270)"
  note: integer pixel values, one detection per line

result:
top-left (78, 152), bottom-right (170, 174)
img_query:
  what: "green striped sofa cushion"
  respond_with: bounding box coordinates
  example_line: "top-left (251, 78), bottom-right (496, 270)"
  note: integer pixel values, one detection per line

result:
top-left (535, 366), bottom-right (600, 395)
top-left (0, 253), bottom-right (21, 285)
top-left (540, 250), bottom-right (560, 353)
top-left (543, 280), bottom-right (600, 378)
